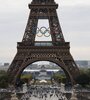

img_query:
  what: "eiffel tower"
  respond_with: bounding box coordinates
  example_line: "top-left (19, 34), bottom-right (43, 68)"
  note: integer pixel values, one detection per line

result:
top-left (8, 0), bottom-right (79, 85)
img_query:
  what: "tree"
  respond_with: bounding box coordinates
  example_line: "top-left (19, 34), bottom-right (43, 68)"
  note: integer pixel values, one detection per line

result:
top-left (0, 70), bottom-right (9, 88)
top-left (21, 74), bottom-right (33, 84)
top-left (53, 73), bottom-right (66, 84)
top-left (76, 74), bottom-right (89, 87)
top-left (76, 68), bottom-right (90, 87)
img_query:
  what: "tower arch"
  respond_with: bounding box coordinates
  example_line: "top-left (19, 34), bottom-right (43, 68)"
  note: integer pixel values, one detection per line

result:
top-left (7, 0), bottom-right (79, 86)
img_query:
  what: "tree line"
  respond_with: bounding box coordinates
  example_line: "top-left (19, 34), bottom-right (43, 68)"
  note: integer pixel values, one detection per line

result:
top-left (53, 68), bottom-right (90, 87)
top-left (0, 68), bottom-right (90, 88)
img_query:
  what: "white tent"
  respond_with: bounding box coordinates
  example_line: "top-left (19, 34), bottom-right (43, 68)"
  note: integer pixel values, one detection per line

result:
top-left (39, 80), bottom-right (47, 83)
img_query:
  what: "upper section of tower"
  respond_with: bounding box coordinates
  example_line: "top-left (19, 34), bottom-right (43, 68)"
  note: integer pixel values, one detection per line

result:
top-left (29, 0), bottom-right (58, 9)
top-left (21, 0), bottom-right (65, 46)
top-left (31, 0), bottom-right (56, 4)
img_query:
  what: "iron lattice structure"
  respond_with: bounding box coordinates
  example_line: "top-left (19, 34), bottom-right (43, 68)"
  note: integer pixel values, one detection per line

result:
top-left (8, 0), bottom-right (79, 85)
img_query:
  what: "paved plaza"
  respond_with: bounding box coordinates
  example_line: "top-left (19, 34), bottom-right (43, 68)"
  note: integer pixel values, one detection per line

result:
top-left (21, 93), bottom-right (67, 100)
top-left (20, 85), bottom-right (68, 100)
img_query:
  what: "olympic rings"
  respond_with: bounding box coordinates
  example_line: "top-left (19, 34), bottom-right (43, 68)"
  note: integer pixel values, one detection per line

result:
top-left (36, 27), bottom-right (50, 37)
top-left (37, 32), bottom-right (43, 37)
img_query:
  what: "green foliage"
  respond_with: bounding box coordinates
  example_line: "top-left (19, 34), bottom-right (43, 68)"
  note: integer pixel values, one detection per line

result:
top-left (87, 68), bottom-right (90, 77)
top-left (76, 74), bottom-right (90, 87)
top-left (21, 74), bottom-right (33, 84)
top-left (21, 74), bottom-right (32, 79)
top-left (0, 70), bottom-right (9, 88)
top-left (76, 68), bottom-right (90, 87)
top-left (53, 73), bottom-right (66, 84)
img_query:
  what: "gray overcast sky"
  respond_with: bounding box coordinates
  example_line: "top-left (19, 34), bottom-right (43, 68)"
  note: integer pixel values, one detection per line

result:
top-left (0, 0), bottom-right (90, 63)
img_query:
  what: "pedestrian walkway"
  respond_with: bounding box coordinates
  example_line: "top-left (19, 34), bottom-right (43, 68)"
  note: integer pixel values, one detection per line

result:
top-left (20, 85), bottom-right (68, 100)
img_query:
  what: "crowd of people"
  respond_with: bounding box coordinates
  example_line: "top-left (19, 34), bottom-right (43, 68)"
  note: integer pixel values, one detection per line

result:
top-left (20, 85), bottom-right (68, 100)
